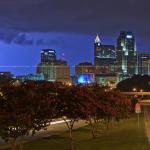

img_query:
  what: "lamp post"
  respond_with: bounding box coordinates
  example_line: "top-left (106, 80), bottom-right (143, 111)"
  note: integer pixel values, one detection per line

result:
top-left (133, 88), bottom-right (137, 98)
top-left (140, 89), bottom-right (143, 99)
top-left (0, 92), bottom-right (3, 96)
top-left (133, 88), bottom-right (137, 92)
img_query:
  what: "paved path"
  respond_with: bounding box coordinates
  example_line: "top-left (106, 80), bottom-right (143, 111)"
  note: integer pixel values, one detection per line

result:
top-left (0, 120), bottom-right (86, 149)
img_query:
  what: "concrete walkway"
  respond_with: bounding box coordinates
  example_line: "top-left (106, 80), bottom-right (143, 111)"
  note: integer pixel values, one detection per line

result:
top-left (0, 120), bottom-right (86, 149)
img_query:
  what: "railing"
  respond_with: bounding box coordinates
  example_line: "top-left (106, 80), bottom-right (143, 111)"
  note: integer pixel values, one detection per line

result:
top-left (121, 92), bottom-right (150, 96)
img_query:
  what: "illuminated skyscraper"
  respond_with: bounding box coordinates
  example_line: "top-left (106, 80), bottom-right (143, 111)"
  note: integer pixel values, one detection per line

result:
top-left (41, 49), bottom-right (56, 63)
top-left (37, 49), bottom-right (70, 84)
top-left (94, 34), bottom-right (116, 73)
top-left (116, 31), bottom-right (137, 76)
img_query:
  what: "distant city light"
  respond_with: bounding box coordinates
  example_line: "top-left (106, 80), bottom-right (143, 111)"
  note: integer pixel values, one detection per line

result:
top-left (77, 74), bottom-right (94, 84)
top-left (126, 35), bottom-right (133, 39)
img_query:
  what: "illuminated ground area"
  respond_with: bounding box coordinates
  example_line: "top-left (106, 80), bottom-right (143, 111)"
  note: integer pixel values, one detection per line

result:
top-left (4, 117), bottom-right (150, 150)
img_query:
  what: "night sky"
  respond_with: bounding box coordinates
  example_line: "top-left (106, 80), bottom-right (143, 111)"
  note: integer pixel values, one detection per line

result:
top-left (0, 0), bottom-right (150, 75)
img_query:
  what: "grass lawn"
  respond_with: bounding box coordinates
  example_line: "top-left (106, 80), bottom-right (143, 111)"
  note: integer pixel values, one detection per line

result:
top-left (6, 117), bottom-right (150, 150)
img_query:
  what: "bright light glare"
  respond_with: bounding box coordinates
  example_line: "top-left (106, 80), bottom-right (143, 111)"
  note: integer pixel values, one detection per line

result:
top-left (126, 35), bottom-right (133, 39)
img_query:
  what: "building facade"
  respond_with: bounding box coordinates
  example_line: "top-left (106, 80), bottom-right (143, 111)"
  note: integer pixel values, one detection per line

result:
top-left (16, 73), bottom-right (44, 82)
top-left (95, 73), bottom-right (119, 88)
top-left (94, 34), bottom-right (116, 74)
top-left (75, 62), bottom-right (95, 75)
top-left (37, 62), bottom-right (56, 81)
top-left (138, 52), bottom-right (150, 75)
top-left (54, 60), bottom-right (70, 84)
top-left (41, 49), bottom-right (56, 63)
top-left (37, 49), bottom-right (70, 84)
top-left (0, 72), bottom-right (12, 81)
top-left (116, 31), bottom-right (137, 76)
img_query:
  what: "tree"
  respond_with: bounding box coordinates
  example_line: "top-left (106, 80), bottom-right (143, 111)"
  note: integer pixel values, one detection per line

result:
top-left (79, 85), bottom-right (105, 139)
top-left (24, 81), bottom-right (57, 134)
top-left (0, 81), bottom-right (57, 150)
top-left (80, 85), bottom-right (131, 138)
top-left (56, 85), bottom-right (89, 150)
top-left (117, 75), bottom-right (150, 92)
top-left (101, 91), bottom-right (131, 128)
top-left (0, 83), bottom-right (33, 150)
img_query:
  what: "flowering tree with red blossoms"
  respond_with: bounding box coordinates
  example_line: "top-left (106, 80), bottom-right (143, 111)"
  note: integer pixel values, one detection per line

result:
top-left (0, 81), bottom-right (57, 150)
top-left (100, 91), bottom-right (131, 129)
top-left (0, 83), bottom-right (34, 150)
top-left (0, 81), bottom-right (132, 149)
top-left (23, 81), bottom-right (58, 134)
top-left (79, 85), bottom-right (131, 138)
top-left (56, 85), bottom-right (88, 150)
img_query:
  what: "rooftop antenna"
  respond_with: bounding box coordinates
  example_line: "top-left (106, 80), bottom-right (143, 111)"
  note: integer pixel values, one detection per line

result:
top-left (61, 53), bottom-right (65, 61)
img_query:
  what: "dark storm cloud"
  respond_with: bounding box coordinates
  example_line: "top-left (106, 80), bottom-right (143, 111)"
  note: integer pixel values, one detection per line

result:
top-left (36, 38), bottom-right (66, 47)
top-left (0, 29), bottom-right (18, 44)
top-left (13, 34), bottom-right (34, 45)
top-left (0, 0), bottom-right (148, 32)
top-left (0, 0), bottom-right (150, 43)
top-left (0, 29), bottom-right (34, 45)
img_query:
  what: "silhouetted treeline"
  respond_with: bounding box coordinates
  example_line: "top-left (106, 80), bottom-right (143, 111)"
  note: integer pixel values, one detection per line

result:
top-left (117, 75), bottom-right (150, 92)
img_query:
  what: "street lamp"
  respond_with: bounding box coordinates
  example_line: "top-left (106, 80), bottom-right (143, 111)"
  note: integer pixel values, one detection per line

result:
top-left (0, 92), bottom-right (3, 96)
top-left (140, 89), bottom-right (143, 92)
top-left (133, 88), bottom-right (137, 92)
top-left (133, 88), bottom-right (137, 98)
top-left (140, 89), bottom-right (144, 99)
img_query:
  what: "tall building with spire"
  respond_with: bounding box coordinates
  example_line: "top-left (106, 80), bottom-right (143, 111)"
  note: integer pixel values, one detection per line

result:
top-left (95, 34), bottom-right (101, 44)
top-left (94, 34), bottom-right (116, 74)
top-left (116, 31), bottom-right (137, 76)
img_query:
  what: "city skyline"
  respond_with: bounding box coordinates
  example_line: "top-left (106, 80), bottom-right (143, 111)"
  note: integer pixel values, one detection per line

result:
top-left (0, 1), bottom-right (150, 150)
top-left (0, 31), bottom-right (149, 76)
top-left (0, 0), bottom-right (150, 75)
